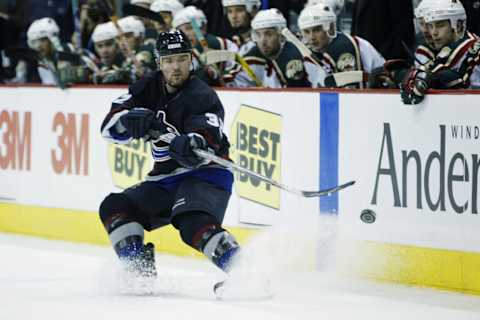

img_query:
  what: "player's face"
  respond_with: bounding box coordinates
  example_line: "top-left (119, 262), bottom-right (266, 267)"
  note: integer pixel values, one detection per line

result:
top-left (301, 25), bottom-right (330, 52)
top-left (417, 17), bottom-right (434, 46)
top-left (159, 53), bottom-right (191, 88)
top-left (94, 39), bottom-right (117, 66)
top-left (120, 32), bottom-right (142, 52)
top-left (227, 5), bottom-right (249, 29)
top-left (36, 38), bottom-right (54, 58)
top-left (253, 28), bottom-right (282, 58)
top-left (427, 20), bottom-right (456, 49)
top-left (177, 24), bottom-right (197, 46)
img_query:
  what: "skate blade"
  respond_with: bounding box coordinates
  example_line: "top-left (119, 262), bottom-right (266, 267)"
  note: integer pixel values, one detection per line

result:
top-left (214, 279), bottom-right (274, 301)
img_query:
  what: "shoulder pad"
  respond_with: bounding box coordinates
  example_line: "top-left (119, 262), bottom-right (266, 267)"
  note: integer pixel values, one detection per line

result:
top-left (128, 71), bottom-right (158, 96)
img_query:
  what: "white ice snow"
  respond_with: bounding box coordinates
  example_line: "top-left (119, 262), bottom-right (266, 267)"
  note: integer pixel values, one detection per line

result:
top-left (1, 216), bottom-right (480, 320)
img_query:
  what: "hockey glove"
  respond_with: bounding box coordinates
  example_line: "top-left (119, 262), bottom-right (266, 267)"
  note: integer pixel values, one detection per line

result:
top-left (169, 133), bottom-right (210, 169)
top-left (400, 67), bottom-right (430, 105)
top-left (119, 108), bottom-right (164, 140)
top-left (384, 59), bottom-right (412, 86)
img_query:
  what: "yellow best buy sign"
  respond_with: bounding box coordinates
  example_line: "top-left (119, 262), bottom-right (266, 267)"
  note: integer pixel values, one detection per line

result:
top-left (107, 140), bottom-right (153, 189)
top-left (230, 105), bottom-right (282, 209)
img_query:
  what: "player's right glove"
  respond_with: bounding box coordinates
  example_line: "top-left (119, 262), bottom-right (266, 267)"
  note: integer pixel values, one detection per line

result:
top-left (400, 67), bottom-right (430, 105)
top-left (119, 108), bottom-right (164, 140)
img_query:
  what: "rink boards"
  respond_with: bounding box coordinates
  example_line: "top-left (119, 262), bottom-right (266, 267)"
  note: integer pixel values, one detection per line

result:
top-left (0, 85), bottom-right (479, 294)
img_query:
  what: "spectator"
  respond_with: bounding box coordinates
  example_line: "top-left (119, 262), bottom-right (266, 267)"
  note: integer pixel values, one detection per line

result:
top-left (5, 0), bottom-right (73, 44)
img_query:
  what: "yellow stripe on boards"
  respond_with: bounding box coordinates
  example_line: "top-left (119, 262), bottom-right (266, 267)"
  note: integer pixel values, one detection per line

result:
top-left (0, 203), bottom-right (258, 258)
top-left (337, 240), bottom-right (480, 295)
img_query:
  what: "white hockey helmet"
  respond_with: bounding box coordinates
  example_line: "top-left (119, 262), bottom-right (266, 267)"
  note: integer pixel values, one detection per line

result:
top-left (172, 5), bottom-right (208, 29)
top-left (423, 0), bottom-right (466, 35)
top-left (27, 17), bottom-right (60, 50)
top-left (306, 0), bottom-right (344, 16)
top-left (221, 0), bottom-right (261, 14)
top-left (298, 3), bottom-right (337, 38)
top-left (150, 0), bottom-right (184, 15)
top-left (414, 0), bottom-right (437, 19)
top-left (130, 0), bottom-right (153, 6)
top-left (251, 8), bottom-right (287, 30)
top-left (92, 22), bottom-right (118, 43)
top-left (118, 16), bottom-right (146, 38)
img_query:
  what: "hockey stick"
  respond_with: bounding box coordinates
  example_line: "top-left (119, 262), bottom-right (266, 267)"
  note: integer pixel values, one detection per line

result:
top-left (324, 71), bottom-right (368, 87)
top-left (235, 53), bottom-right (263, 87)
top-left (150, 131), bottom-right (355, 198)
top-left (201, 50), bottom-right (263, 87)
top-left (202, 50), bottom-right (236, 65)
top-left (189, 17), bottom-right (226, 86)
top-left (281, 28), bottom-right (321, 66)
top-left (122, 3), bottom-right (166, 25)
top-left (71, 0), bottom-right (82, 51)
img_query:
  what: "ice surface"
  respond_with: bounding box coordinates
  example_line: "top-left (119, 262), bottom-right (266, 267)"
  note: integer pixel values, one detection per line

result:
top-left (1, 229), bottom-right (480, 320)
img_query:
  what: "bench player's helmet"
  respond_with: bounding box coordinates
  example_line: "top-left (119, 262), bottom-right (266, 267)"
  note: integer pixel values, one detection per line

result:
top-left (221, 0), bottom-right (261, 14)
top-left (423, 0), bottom-right (467, 38)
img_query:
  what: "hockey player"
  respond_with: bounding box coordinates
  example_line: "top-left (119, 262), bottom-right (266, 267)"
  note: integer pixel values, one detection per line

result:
top-left (221, 0), bottom-right (260, 56)
top-left (91, 22), bottom-right (131, 84)
top-left (414, 0), bottom-right (437, 66)
top-left (400, 0), bottom-right (480, 104)
top-left (92, 22), bottom-right (121, 68)
top-left (118, 16), bottom-right (148, 55)
top-left (118, 16), bottom-right (157, 80)
top-left (297, 3), bottom-right (385, 88)
top-left (150, 0), bottom-right (184, 33)
top-left (225, 8), bottom-right (326, 88)
top-left (99, 30), bottom-right (240, 292)
top-left (172, 5), bottom-right (239, 85)
top-left (26, 17), bottom-right (97, 86)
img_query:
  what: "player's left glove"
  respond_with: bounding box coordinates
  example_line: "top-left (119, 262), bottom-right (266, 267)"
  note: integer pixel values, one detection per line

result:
top-left (400, 67), bottom-right (430, 105)
top-left (169, 133), bottom-right (210, 169)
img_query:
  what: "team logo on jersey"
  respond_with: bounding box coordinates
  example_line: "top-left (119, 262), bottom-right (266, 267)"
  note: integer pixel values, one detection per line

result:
top-left (437, 46), bottom-right (452, 59)
top-left (469, 40), bottom-right (480, 55)
top-left (151, 111), bottom-right (180, 162)
top-left (336, 53), bottom-right (356, 72)
top-left (285, 59), bottom-right (305, 80)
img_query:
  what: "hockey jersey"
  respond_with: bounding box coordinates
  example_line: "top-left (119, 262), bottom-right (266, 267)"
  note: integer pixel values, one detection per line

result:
top-left (101, 72), bottom-right (232, 185)
top-left (427, 32), bottom-right (480, 89)
top-left (321, 33), bottom-right (385, 75)
top-left (225, 41), bottom-right (326, 88)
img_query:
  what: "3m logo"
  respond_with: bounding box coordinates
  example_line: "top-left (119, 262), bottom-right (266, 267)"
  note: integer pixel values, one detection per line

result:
top-left (0, 110), bottom-right (32, 171)
top-left (230, 105), bottom-right (282, 209)
top-left (51, 112), bottom-right (89, 175)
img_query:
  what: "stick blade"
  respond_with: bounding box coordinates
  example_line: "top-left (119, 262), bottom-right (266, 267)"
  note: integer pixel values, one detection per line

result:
top-left (301, 180), bottom-right (356, 198)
